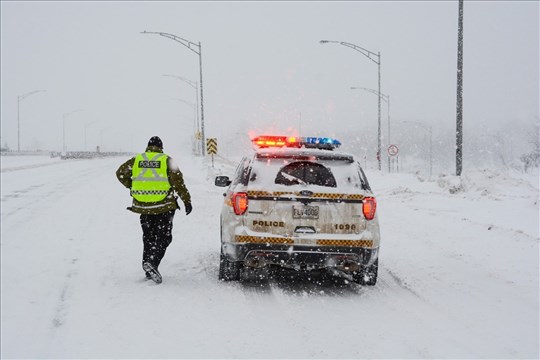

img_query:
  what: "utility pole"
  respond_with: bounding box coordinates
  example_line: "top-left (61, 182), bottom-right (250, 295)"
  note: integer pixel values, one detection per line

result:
top-left (456, 0), bottom-right (464, 176)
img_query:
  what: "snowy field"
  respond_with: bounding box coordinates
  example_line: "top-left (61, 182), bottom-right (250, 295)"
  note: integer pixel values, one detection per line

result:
top-left (1, 153), bottom-right (538, 359)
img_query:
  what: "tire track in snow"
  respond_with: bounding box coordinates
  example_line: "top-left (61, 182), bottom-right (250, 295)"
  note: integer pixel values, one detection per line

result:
top-left (51, 258), bottom-right (79, 328)
top-left (1, 161), bottom-right (114, 221)
top-left (381, 267), bottom-right (423, 299)
top-left (1, 161), bottom-right (65, 173)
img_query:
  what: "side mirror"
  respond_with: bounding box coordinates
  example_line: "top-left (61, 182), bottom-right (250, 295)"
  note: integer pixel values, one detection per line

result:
top-left (215, 176), bottom-right (232, 187)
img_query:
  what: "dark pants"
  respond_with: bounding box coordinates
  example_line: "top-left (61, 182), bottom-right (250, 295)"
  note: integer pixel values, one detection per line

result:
top-left (140, 210), bottom-right (175, 270)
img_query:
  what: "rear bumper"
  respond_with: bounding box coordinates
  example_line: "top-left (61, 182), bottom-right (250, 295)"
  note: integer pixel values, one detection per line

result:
top-left (222, 242), bottom-right (379, 270)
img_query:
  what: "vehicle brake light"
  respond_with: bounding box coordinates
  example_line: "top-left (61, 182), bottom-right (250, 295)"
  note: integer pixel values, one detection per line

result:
top-left (362, 197), bottom-right (377, 220)
top-left (232, 192), bottom-right (248, 215)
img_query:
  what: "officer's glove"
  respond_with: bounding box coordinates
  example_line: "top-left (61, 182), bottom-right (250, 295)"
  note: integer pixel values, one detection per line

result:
top-left (185, 202), bottom-right (193, 215)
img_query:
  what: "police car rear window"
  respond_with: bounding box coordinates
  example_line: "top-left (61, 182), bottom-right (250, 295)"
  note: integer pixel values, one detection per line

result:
top-left (249, 157), bottom-right (366, 192)
top-left (275, 161), bottom-right (337, 187)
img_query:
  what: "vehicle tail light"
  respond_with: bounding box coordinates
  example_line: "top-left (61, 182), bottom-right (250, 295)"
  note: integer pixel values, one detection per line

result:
top-left (362, 197), bottom-right (377, 220)
top-left (232, 192), bottom-right (248, 215)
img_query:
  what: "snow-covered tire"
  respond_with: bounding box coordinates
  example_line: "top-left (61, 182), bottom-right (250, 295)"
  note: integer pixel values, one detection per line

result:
top-left (353, 259), bottom-right (378, 286)
top-left (240, 266), bottom-right (270, 285)
top-left (219, 253), bottom-right (240, 281)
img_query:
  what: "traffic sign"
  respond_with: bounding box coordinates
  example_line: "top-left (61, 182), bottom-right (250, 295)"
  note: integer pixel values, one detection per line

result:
top-left (387, 144), bottom-right (399, 157)
top-left (207, 138), bottom-right (218, 155)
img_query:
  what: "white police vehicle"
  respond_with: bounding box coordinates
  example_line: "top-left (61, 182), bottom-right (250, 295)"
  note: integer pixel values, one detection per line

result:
top-left (215, 135), bottom-right (380, 285)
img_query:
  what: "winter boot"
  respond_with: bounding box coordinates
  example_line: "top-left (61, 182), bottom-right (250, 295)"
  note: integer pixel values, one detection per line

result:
top-left (142, 262), bottom-right (162, 284)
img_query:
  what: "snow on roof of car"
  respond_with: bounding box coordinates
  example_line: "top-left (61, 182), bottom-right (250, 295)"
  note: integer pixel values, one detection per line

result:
top-left (248, 147), bottom-right (365, 193)
top-left (254, 147), bottom-right (355, 163)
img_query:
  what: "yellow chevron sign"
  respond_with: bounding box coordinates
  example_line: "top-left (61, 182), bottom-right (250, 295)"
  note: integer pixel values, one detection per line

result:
top-left (207, 138), bottom-right (218, 154)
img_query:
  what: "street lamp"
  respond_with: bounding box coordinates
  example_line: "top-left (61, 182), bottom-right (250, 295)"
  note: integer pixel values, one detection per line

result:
top-left (351, 86), bottom-right (391, 171)
top-left (17, 90), bottom-right (45, 152)
top-left (142, 30), bottom-right (206, 155)
top-left (163, 74), bottom-right (201, 156)
top-left (63, 110), bottom-right (82, 152)
top-left (84, 121), bottom-right (96, 151)
top-left (403, 120), bottom-right (433, 178)
top-left (320, 39), bottom-right (382, 170)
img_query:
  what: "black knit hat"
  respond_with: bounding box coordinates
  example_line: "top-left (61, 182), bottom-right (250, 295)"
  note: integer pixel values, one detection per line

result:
top-left (148, 136), bottom-right (163, 149)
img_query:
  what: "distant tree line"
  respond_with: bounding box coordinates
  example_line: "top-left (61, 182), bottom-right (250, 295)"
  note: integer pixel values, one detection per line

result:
top-left (520, 120), bottom-right (540, 172)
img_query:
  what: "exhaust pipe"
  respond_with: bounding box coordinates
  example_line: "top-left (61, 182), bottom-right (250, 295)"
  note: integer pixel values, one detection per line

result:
top-left (337, 261), bottom-right (360, 273)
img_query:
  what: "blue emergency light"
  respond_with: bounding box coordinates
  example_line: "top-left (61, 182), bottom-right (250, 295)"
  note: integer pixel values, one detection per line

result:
top-left (303, 137), bottom-right (342, 149)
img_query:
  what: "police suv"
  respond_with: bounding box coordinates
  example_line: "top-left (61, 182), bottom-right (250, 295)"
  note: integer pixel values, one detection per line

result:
top-left (215, 135), bottom-right (380, 285)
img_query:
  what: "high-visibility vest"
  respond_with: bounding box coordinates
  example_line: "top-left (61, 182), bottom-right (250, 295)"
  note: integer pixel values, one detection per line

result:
top-left (131, 152), bottom-right (171, 202)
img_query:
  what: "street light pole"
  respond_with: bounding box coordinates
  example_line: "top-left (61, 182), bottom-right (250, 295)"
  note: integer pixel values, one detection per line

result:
top-left (63, 110), bottom-right (82, 152)
top-left (142, 31), bottom-right (206, 156)
top-left (351, 87), bottom-right (390, 171)
top-left (163, 74), bottom-right (201, 156)
top-left (320, 40), bottom-right (382, 170)
top-left (17, 90), bottom-right (45, 152)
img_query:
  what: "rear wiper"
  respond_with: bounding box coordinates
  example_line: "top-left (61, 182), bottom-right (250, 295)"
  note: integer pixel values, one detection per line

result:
top-left (280, 172), bottom-right (307, 185)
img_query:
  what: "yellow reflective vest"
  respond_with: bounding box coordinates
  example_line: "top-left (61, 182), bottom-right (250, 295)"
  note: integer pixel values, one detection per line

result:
top-left (131, 152), bottom-right (171, 202)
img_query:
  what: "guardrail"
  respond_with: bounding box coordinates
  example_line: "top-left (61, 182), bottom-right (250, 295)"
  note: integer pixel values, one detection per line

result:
top-left (1, 151), bottom-right (134, 159)
top-left (1, 151), bottom-right (51, 156)
top-left (54, 151), bottom-right (135, 159)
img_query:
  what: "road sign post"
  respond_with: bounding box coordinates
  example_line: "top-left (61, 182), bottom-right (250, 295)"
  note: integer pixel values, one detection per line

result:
top-left (387, 144), bottom-right (399, 173)
top-left (207, 138), bottom-right (217, 168)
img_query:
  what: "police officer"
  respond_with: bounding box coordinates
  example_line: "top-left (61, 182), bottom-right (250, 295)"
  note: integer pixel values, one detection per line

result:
top-left (116, 136), bottom-right (192, 284)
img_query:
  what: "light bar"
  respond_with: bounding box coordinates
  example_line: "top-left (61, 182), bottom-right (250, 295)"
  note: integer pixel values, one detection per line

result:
top-left (251, 135), bottom-right (341, 150)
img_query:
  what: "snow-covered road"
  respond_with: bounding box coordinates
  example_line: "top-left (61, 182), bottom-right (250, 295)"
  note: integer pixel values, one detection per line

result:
top-left (1, 154), bottom-right (538, 358)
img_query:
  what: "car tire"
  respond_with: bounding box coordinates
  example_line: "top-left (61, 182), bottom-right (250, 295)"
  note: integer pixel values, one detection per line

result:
top-left (219, 253), bottom-right (240, 281)
top-left (240, 266), bottom-right (270, 285)
top-left (353, 259), bottom-right (378, 286)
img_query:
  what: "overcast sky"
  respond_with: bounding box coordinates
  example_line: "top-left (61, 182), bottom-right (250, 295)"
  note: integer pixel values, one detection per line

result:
top-left (1, 1), bottom-right (538, 166)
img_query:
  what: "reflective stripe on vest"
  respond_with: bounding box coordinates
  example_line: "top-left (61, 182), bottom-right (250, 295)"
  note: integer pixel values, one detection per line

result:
top-left (131, 152), bottom-right (171, 202)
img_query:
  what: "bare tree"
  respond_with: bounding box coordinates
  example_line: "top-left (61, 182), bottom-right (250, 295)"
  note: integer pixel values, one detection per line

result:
top-left (520, 120), bottom-right (540, 172)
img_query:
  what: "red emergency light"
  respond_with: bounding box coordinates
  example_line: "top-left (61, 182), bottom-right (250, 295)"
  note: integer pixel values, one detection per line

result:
top-left (252, 136), bottom-right (300, 148)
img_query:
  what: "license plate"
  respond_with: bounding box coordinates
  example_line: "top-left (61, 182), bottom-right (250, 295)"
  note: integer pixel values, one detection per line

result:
top-left (292, 205), bottom-right (319, 219)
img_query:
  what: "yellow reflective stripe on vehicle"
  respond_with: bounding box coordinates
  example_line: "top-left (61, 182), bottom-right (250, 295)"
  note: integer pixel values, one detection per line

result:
top-left (235, 236), bottom-right (294, 244)
top-left (246, 191), bottom-right (364, 200)
top-left (311, 193), bottom-right (364, 200)
top-left (247, 191), bottom-right (294, 197)
top-left (316, 239), bottom-right (373, 247)
top-left (235, 236), bottom-right (373, 248)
